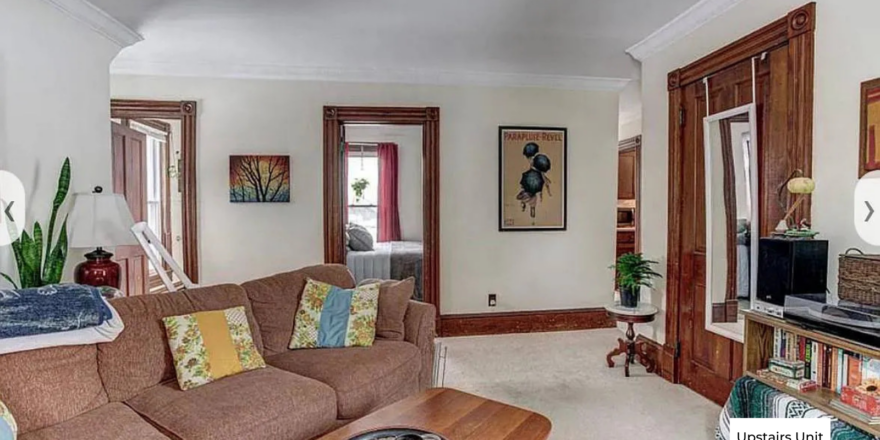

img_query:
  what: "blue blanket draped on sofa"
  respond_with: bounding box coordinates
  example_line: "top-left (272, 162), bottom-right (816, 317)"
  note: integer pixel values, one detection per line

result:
top-left (717, 377), bottom-right (877, 440)
top-left (0, 284), bottom-right (111, 339)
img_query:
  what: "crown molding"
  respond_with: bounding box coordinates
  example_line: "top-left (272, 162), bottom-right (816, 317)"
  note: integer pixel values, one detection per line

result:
top-left (626, 0), bottom-right (744, 61)
top-left (110, 60), bottom-right (631, 92)
top-left (41, 0), bottom-right (143, 48)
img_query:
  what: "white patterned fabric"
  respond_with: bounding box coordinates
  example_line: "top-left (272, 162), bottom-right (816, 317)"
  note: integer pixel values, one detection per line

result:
top-left (0, 400), bottom-right (16, 440)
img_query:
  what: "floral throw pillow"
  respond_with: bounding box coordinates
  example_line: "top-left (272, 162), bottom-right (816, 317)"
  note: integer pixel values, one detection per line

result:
top-left (163, 306), bottom-right (266, 391)
top-left (0, 400), bottom-right (16, 440)
top-left (289, 279), bottom-right (380, 349)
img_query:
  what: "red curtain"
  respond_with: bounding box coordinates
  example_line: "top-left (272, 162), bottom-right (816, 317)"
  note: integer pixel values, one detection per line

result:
top-left (377, 143), bottom-right (401, 242)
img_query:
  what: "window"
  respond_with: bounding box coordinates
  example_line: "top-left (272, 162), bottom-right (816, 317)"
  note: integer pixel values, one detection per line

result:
top-left (347, 147), bottom-right (379, 240)
top-left (145, 135), bottom-right (164, 242)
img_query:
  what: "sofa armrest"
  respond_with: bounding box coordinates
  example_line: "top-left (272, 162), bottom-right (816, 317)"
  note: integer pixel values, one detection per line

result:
top-left (403, 300), bottom-right (436, 390)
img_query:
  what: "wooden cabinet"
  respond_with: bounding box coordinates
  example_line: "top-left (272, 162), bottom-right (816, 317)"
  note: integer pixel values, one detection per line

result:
top-left (616, 231), bottom-right (635, 257)
top-left (616, 136), bottom-right (641, 260)
top-left (617, 149), bottom-right (637, 200)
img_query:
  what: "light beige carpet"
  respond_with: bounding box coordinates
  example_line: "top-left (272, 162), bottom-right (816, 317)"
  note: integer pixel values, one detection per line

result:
top-left (439, 329), bottom-right (720, 439)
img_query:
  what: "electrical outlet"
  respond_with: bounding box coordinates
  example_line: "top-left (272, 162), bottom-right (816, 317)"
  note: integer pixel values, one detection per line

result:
top-left (488, 294), bottom-right (497, 307)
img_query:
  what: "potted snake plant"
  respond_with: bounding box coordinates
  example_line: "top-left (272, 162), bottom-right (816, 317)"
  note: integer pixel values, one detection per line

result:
top-left (610, 253), bottom-right (661, 308)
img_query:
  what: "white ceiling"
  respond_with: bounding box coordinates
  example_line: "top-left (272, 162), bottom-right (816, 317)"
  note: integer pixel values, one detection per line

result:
top-left (95, 0), bottom-right (701, 82)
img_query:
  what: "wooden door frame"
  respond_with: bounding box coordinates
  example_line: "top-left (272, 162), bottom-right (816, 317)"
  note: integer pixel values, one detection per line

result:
top-left (111, 100), bottom-right (200, 284)
top-left (663, 3), bottom-right (815, 383)
top-left (323, 106), bottom-right (441, 315)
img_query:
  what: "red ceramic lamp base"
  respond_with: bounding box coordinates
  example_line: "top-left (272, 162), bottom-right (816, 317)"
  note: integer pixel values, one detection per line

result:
top-left (74, 247), bottom-right (121, 289)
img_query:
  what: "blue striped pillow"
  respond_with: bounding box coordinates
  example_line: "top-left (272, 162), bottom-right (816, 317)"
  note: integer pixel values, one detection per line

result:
top-left (289, 279), bottom-right (380, 349)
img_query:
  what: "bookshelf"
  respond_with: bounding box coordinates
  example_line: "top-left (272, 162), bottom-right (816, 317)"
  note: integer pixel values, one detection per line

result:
top-left (744, 311), bottom-right (880, 436)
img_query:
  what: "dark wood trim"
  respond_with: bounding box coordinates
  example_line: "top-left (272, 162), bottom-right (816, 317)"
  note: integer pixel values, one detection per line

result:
top-left (859, 78), bottom-right (880, 178)
top-left (111, 100), bottom-right (200, 283)
top-left (666, 84), bottom-right (684, 384)
top-left (618, 135), bottom-right (641, 151)
top-left (438, 308), bottom-right (615, 337)
top-left (634, 335), bottom-right (668, 378)
top-left (665, 2), bottom-right (815, 394)
top-left (132, 118), bottom-right (171, 134)
top-left (668, 3), bottom-right (815, 92)
top-left (323, 106), bottom-right (441, 316)
top-left (632, 334), bottom-right (676, 382)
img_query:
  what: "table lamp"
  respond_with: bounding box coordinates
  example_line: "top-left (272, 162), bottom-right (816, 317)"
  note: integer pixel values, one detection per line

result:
top-left (69, 187), bottom-right (138, 288)
top-left (774, 170), bottom-right (816, 235)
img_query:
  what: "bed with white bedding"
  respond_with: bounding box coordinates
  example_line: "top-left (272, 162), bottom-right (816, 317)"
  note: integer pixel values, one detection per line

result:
top-left (347, 241), bottom-right (423, 301)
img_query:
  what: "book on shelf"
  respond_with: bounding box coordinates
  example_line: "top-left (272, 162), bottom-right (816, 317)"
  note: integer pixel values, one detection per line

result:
top-left (830, 399), bottom-right (880, 425)
top-left (768, 328), bottom-right (880, 394)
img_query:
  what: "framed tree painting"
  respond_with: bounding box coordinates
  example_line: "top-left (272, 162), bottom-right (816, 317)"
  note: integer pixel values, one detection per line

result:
top-left (498, 126), bottom-right (567, 231)
top-left (860, 78), bottom-right (880, 177)
top-left (229, 155), bottom-right (291, 202)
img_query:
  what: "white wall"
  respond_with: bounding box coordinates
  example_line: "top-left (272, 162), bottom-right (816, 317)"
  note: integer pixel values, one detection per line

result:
top-left (619, 80), bottom-right (643, 140)
top-left (0, 0), bottom-right (120, 282)
top-left (344, 125), bottom-right (423, 242)
top-left (639, 0), bottom-right (880, 343)
top-left (110, 76), bottom-right (620, 314)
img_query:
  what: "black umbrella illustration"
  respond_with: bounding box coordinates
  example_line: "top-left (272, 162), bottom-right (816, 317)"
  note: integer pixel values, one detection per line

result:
top-left (516, 142), bottom-right (552, 223)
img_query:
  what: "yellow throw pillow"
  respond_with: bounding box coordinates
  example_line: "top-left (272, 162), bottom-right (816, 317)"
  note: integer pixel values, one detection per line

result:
top-left (163, 306), bottom-right (265, 390)
top-left (0, 400), bottom-right (16, 440)
top-left (289, 279), bottom-right (380, 349)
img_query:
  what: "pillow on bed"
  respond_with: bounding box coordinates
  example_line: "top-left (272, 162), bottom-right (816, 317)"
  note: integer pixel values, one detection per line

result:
top-left (347, 224), bottom-right (374, 251)
top-left (358, 277), bottom-right (415, 341)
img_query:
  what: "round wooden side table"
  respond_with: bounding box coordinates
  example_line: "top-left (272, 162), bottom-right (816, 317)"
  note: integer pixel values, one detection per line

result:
top-left (604, 303), bottom-right (659, 377)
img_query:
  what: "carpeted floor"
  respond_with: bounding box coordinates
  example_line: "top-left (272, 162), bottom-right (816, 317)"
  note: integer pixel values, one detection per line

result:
top-left (438, 329), bottom-right (721, 440)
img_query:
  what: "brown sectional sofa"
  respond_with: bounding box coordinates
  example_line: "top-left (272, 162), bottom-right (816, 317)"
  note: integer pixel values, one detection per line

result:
top-left (0, 264), bottom-right (436, 440)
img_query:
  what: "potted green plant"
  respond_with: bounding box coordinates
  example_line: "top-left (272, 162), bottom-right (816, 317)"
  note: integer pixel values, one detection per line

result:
top-left (610, 252), bottom-right (662, 308)
top-left (351, 178), bottom-right (369, 203)
top-left (1, 158), bottom-right (71, 289)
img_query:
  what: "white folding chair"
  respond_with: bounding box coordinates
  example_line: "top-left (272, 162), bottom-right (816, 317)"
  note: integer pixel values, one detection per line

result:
top-left (131, 222), bottom-right (196, 292)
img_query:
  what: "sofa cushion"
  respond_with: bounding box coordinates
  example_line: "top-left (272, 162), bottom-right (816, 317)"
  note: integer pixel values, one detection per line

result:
top-left (241, 265), bottom-right (355, 356)
top-left (98, 284), bottom-right (262, 402)
top-left (266, 340), bottom-right (421, 419)
top-left (18, 403), bottom-right (168, 440)
top-left (163, 306), bottom-right (266, 390)
top-left (0, 345), bottom-right (107, 434)
top-left (126, 366), bottom-right (337, 440)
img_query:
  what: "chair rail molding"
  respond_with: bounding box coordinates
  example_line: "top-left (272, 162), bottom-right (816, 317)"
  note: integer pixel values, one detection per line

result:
top-left (626, 0), bottom-right (745, 61)
top-left (110, 60), bottom-right (631, 92)
top-left (40, 0), bottom-right (143, 48)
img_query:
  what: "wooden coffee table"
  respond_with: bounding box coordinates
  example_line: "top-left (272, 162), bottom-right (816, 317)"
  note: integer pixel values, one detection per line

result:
top-left (317, 388), bottom-right (551, 440)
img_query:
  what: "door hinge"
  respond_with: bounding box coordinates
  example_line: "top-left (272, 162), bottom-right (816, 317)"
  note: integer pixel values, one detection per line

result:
top-left (678, 107), bottom-right (686, 127)
top-left (674, 341), bottom-right (682, 359)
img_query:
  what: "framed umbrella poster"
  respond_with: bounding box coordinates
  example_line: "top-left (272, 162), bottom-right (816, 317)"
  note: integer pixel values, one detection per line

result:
top-left (498, 126), bottom-right (567, 231)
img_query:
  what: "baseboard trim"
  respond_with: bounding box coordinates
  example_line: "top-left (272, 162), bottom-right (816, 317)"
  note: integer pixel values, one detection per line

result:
top-left (439, 308), bottom-right (615, 337)
top-left (635, 335), bottom-right (677, 381)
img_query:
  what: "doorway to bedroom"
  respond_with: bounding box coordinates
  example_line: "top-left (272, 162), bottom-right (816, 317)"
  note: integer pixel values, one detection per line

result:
top-left (322, 106), bottom-right (440, 313)
top-left (344, 125), bottom-right (424, 300)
